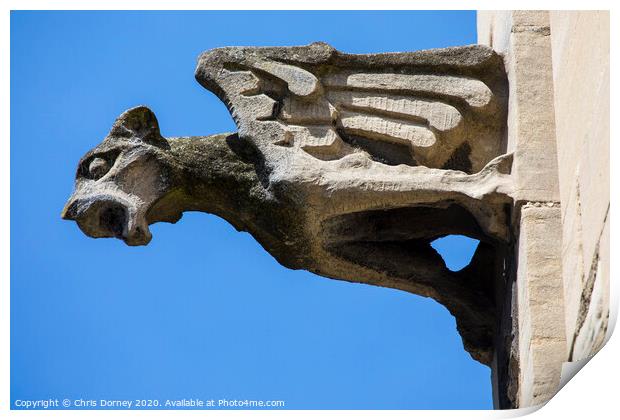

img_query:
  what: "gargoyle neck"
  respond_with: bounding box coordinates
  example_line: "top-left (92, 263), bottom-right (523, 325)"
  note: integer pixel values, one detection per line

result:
top-left (157, 134), bottom-right (266, 226)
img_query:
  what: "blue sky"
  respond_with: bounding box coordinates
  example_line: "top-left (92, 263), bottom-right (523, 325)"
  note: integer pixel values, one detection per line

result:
top-left (10, 10), bottom-right (490, 409)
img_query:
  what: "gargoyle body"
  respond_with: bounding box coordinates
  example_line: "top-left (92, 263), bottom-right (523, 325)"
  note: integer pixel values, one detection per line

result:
top-left (62, 43), bottom-right (512, 366)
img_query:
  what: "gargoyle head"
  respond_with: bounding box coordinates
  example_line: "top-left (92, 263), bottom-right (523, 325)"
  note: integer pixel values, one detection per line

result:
top-left (61, 106), bottom-right (179, 246)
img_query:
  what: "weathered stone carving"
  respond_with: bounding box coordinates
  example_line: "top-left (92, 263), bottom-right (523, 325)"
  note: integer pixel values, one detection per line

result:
top-left (197, 42), bottom-right (506, 173)
top-left (62, 43), bottom-right (512, 367)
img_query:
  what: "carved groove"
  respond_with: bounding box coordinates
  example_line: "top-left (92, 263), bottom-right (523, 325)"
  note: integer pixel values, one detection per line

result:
top-left (327, 91), bottom-right (463, 131)
top-left (323, 72), bottom-right (493, 108)
top-left (338, 110), bottom-right (436, 148)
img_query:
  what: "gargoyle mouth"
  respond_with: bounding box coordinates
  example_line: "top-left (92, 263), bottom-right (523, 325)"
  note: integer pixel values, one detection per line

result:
top-left (61, 197), bottom-right (152, 246)
top-left (98, 204), bottom-right (126, 238)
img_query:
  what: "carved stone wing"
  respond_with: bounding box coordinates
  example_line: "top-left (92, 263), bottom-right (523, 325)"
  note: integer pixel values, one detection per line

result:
top-left (195, 42), bottom-right (506, 173)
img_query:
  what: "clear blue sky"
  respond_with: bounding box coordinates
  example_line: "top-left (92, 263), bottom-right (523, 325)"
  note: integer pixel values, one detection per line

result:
top-left (10, 10), bottom-right (490, 410)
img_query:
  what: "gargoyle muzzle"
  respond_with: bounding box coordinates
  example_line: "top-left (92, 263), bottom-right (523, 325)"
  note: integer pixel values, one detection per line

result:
top-left (61, 194), bottom-right (152, 246)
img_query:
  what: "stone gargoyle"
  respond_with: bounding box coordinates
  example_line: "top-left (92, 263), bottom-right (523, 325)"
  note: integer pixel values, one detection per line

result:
top-left (62, 42), bottom-right (513, 366)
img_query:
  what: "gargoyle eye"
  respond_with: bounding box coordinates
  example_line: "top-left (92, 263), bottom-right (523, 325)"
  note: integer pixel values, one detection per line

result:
top-left (88, 157), bottom-right (111, 180)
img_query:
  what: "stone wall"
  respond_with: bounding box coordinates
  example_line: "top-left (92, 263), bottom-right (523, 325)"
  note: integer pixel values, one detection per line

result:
top-left (548, 10), bottom-right (610, 363)
top-left (477, 10), bottom-right (610, 408)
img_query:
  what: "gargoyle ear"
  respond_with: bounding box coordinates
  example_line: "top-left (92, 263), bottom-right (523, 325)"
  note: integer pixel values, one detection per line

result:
top-left (109, 106), bottom-right (167, 147)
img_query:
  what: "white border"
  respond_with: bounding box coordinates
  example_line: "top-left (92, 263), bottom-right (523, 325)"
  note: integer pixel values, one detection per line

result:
top-left (2, 1), bottom-right (617, 419)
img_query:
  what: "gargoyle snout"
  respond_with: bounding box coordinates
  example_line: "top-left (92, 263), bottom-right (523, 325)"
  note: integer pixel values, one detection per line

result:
top-left (60, 200), bottom-right (78, 221)
top-left (61, 194), bottom-right (152, 246)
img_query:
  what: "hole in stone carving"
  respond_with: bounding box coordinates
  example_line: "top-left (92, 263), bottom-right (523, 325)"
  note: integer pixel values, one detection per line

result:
top-left (322, 208), bottom-right (496, 365)
top-left (431, 235), bottom-right (480, 272)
